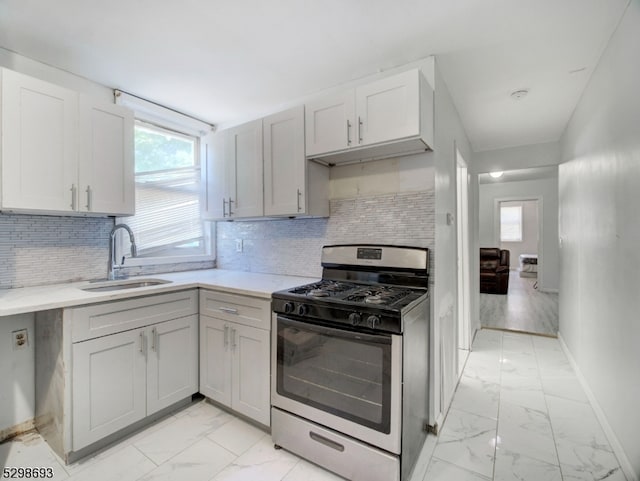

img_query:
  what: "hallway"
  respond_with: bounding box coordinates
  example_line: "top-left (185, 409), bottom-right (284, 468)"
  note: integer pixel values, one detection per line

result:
top-left (480, 271), bottom-right (559, 336)
top-left (422, 329), bottom-right (626, 480)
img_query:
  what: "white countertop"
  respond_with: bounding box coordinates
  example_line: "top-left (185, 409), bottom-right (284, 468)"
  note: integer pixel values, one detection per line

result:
top-left (0, 269), bottom-right (319, 317)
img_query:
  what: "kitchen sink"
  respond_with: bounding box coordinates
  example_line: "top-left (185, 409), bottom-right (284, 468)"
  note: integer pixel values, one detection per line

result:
top-left (80, 278), bottom-right (172, 292)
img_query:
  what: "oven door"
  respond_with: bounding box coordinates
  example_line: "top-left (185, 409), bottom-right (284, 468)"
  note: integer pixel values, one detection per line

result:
top-left (271, 315), bottom-right (402, 454)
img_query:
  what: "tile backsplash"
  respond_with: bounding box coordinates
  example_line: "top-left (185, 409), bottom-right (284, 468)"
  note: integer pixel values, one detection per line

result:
top-left (216, 190), bottom-right (435, 279)
top-left (0, 214), bottom-right (214, 289)
top-left (1, 190), bottom-right (433, 289)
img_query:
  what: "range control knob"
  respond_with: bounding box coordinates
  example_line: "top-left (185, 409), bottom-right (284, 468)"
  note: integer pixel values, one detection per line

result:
top-left (297, 304), bottom-right (309, 316)
top-left (284, 302), bottom-right (295, 314)
top-left (367, 315), bottom-right (381, 329)
top-left (348, 312), bottom-right (362, 326)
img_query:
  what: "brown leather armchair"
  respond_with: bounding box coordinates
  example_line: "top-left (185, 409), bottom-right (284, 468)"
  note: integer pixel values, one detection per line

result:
top-left (480, 248), bottom-right (510, 294)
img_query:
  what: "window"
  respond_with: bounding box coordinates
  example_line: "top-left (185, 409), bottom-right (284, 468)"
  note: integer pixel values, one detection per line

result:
top-left (115, 91), bottom-right (214, 265)
top-left (500, 204), bottom-right (523, 242)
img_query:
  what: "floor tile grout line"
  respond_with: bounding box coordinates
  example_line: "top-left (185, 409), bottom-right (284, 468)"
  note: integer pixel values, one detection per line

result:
top-left (491, 330), bottom-right (504, 481)
top-left (534, 335), bottom-right (566, 480)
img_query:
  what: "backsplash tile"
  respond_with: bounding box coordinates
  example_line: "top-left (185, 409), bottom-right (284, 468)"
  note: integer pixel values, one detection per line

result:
top-left (0, 214), bottom-right (214, 289)
top-left (216, 190), bottom-right (435, 279)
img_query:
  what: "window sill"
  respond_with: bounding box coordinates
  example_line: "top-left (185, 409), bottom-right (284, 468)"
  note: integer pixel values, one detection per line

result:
top-left (123, 254), bottom-right (215, 267)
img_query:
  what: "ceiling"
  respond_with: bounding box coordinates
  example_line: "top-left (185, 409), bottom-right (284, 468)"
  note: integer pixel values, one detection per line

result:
top-left (478, 166), bottom-right (557, 184)
top-left (0, 0), bottom-right (630, 152)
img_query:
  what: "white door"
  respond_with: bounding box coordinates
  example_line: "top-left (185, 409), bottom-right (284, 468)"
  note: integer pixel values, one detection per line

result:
top-left (264, 106), bottom-right (306, 216)
top-left (147, 315), bottom-right (198, 415)
top-left (230, 323), bottom-right (270, 426)
top-left (355, 70), bottom-right (420, 147)
top-left (201, 133), bottom-right (228, 220)
top-left (78, 97), bottom-right (134, 215)
top-left (1, 69), bottom-right (78, 212)
top-left (227, 119), bottom-right (263, 218)
top-left (304, 90), bottom-right (355, 156)
top-left (72, 329), bottom-right (146, 450)
top-left (199, 315), bottom-right (232, 407)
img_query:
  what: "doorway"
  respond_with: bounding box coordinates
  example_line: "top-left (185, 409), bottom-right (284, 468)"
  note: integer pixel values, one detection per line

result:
top-left (477, 168), bottom-right (559, 336)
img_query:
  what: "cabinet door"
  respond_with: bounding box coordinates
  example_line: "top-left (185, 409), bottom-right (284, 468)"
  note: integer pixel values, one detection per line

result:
top-left (201, 133), bottom-right (228, 220)
top-left (226, 119), bottom-right (263, 218)
top-left (230, 323), bottom-right (270, 426)
top-left (305, 90), bottom-right (355, 156)
top-left (1, 69), bottom-right (78, 213)
top-left (147, 315), bottom-right (199, 415)
top-left (78, 97), bottom-right (134, 215)
top-left (263, 106), bottom-right (306, 216)
top-left (199, 315), bottom-right (232, 407)
top-left (355, 70), bottom-right (420, 147)
top-left (72, 329), bottom-right (146, 450)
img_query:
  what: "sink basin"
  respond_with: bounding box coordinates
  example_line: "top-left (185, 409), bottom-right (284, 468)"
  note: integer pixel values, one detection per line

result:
top-left (80, 278), bottom-right (172, 292)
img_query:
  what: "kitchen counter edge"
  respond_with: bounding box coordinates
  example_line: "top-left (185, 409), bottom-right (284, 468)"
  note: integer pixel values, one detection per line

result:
top-left (0, 269), bottom-right (319, 317)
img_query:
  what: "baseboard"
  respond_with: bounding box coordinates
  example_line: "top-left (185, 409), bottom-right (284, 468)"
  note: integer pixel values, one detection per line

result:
top-left (557, 333), bottom-right (638, 481)
top-left (0, 419), bottom-right (36, 443)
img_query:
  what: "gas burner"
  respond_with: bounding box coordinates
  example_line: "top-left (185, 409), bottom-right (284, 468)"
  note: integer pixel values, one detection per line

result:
top-left (308, 289), bottom-right (330, 297)
top-left (365, 295), bottom-right (384, 304)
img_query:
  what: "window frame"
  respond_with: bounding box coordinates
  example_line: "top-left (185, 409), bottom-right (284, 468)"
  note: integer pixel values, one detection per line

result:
top-left (115, 91), bottom-right (215, 266)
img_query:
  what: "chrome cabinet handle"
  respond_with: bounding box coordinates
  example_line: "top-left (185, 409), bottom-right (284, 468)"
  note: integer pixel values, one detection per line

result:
top-left (296, 189), bottom-right (302, 212)
top-left (347, 120), bottom-right (352, 145)
top-left (85, 186), bottom-right (92, 211)
top-left (231, 328), bottom-right (237, 350)
top-left (228, 197), bottom-right (234, 215)
top-left (219, 307), bottom-right (238, 315)
top-left (70, 184), bottom-right (77, 210)
top-left (151, 327), bottom-right (157, 351)
top-left (358, 116), bottom-right (363, 144)
top-left (139, 331), bottom-right (144, 353)
top-left (224, 325), bottom-right (229, 349)
top-left (222, 198), bottom-right (228, 217)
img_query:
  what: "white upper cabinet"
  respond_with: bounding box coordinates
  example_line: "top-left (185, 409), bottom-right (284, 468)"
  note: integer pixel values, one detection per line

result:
top-left (0, 68), bottom-right (134, 216)
top-left (356, 70), bottom-right (420, 146)
top-left (1, 68), bottom-right (79, 213)
top-left (305, 91), bottom-right (355, 157)
top-left (201, 134), bottom-right (227, 220)
top-left (304, 69), bottom-right (433, 164)
top-left (230, 119), bottom-right (263, 218)
top-left (264, 105), bottom-right (329, 217)
top-left (264, 106), bottom-right (305, 216)
top-left (203, 108), bottom-right (328, 221)
top-left (78, 97), bottom-right (135, 215)
top-left (203, 119), bottom-right (263, 220)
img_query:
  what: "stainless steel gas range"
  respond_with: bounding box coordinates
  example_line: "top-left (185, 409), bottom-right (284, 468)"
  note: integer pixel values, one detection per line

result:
top-left (271, 244), bottom-right (430, 481)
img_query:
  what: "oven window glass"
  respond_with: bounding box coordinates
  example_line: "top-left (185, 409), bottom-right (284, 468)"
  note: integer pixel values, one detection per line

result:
top-left (276, 317), bottom-right (392, 433)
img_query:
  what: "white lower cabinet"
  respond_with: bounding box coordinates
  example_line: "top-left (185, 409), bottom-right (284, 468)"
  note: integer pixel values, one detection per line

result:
top-left (72, 314), bottom-right (198, 450)
top-left (35, 290), bottom-right (199, 461)
top-left (199, 290), bottom-right (271, 427)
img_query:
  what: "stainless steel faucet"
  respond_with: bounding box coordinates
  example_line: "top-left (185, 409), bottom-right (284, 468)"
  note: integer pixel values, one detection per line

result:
top-left (108, 224), bottom-right (138, 280)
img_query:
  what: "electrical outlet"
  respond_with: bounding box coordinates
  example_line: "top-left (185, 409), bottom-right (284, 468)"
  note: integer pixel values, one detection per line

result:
top-left (235, 239), bottom-right (243, 253)
top-left (12, 329), bottom-right (28, 351)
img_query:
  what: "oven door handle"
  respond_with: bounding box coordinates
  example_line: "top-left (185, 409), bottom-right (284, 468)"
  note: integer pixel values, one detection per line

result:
top-left (277, 316), bottom-right (392, 345)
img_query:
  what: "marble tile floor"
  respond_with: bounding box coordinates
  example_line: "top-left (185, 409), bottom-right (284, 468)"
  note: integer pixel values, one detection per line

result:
top-left (480, 270), bottom-right (559, 336)
top-left (0, 329), bottom-right (625, 481)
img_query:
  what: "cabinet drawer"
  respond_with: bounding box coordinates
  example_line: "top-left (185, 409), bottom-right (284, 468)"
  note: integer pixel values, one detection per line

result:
top-left (70, 290), bottom-right (198, 342)
top-left (199, 289), bottom-right (270, 330)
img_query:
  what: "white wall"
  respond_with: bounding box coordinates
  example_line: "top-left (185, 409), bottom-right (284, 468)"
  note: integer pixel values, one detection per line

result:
top-left (431, 59), bottom-right (473, 423)
top-left (472, 141), bottom-right (561, 174)
top-left (478, 177), bottom-right (559, 291)
top-left (0, 314), bottom-right (35, 438)
top-left (559, 2), bottom-right (640, 479)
